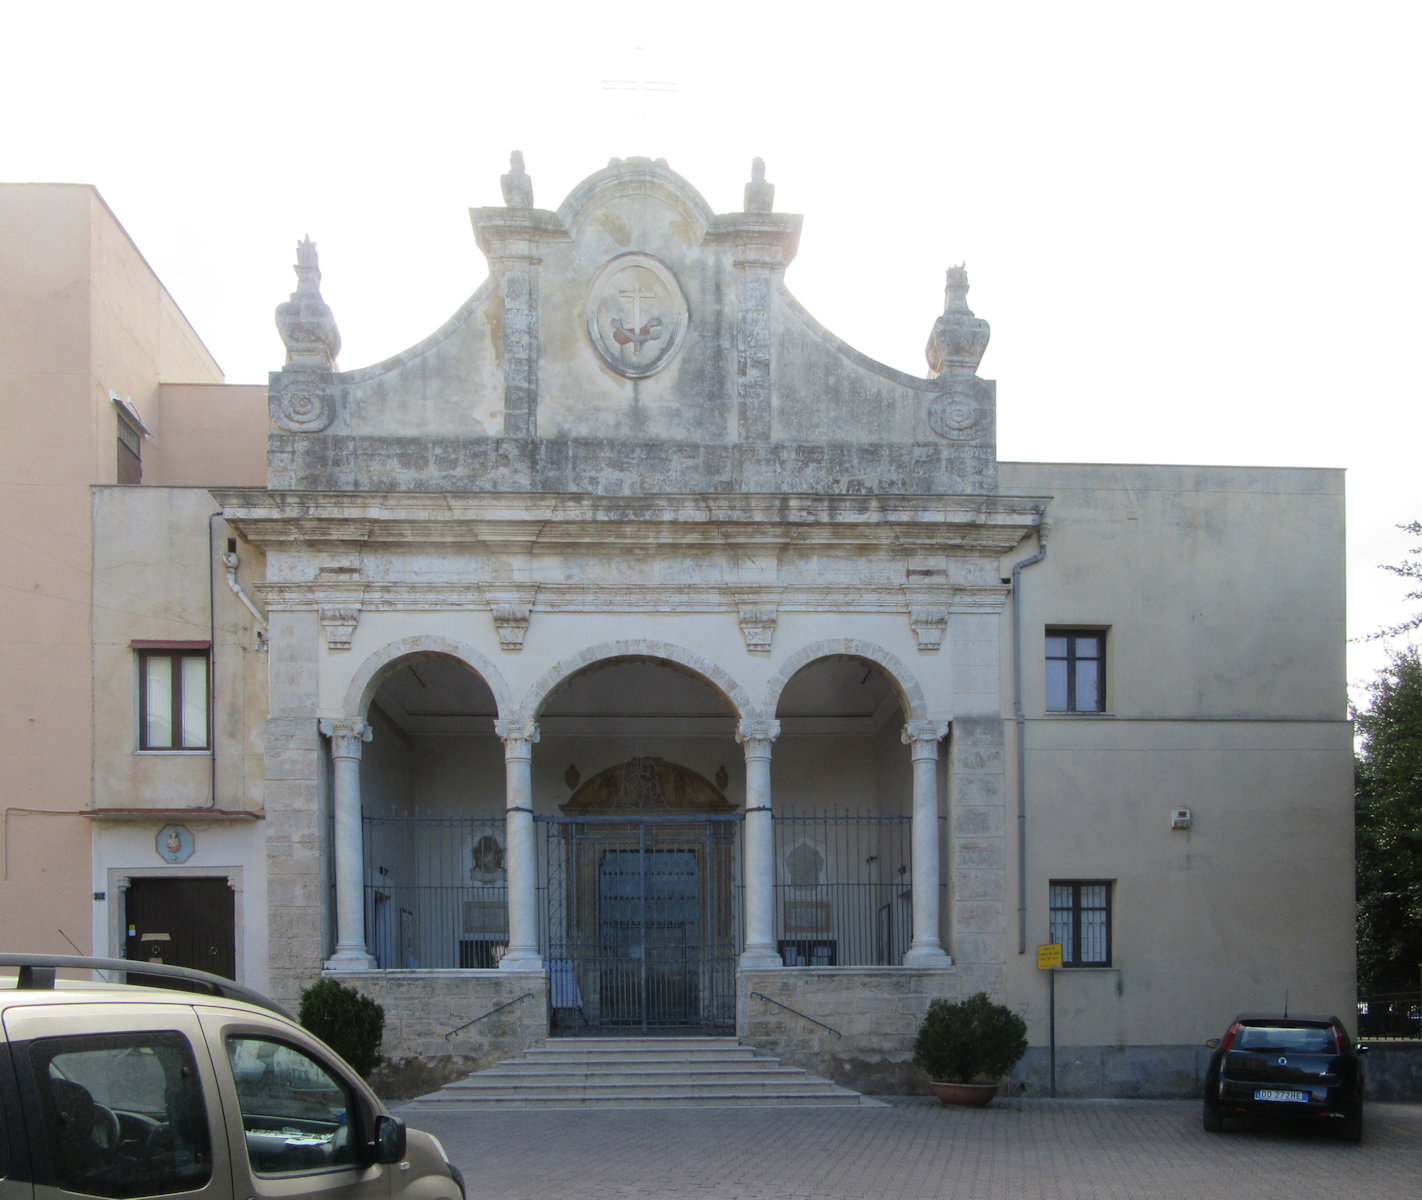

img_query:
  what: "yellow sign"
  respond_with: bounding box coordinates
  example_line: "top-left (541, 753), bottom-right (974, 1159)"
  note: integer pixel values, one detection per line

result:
top-left (1037, 943), bottom-right (1063, 970)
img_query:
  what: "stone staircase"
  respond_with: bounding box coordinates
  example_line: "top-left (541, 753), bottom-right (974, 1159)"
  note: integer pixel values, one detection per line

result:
top-left (401, 1036), bottom-right (876, 1110)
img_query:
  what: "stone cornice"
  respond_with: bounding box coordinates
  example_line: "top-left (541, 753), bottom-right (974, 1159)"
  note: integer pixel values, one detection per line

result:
top-left (254, 582), bottom-right (1014, 644)
top-left (216, 489), bottom-right (1046, 556)
top-left (255, 580), bottom-right (1010, 612)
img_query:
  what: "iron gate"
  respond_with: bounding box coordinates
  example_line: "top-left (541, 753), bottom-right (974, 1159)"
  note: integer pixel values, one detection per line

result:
top-left (539, 815), bottom-right (741, 1035)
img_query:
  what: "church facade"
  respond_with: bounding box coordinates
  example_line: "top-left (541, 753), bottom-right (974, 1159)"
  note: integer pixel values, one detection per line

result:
top-left (1, 159), bottom-right (1352, 1097)
top-left (213, 156), bottom-right (1353, 1094)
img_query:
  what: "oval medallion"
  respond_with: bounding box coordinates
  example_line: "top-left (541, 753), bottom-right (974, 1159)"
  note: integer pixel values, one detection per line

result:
top-left (585, 253), bottom-right (688, 378)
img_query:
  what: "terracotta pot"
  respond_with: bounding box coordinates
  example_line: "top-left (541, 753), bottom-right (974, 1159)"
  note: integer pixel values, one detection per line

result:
top-left (930, 1081), bottom-right (999, 1107)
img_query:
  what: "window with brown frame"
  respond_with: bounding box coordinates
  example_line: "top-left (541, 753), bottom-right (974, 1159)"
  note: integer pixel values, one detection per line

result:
top-left (136, 646), bottom-right (209, 750)
top-left (1045, 629), bottom-right (1106, 713)
top-left (1049, 880), bottom-right (1112, 967)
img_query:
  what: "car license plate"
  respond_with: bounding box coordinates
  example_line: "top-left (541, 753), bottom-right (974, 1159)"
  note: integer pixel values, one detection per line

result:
top-left (1254, 1088), bottom-right (1307, 1103)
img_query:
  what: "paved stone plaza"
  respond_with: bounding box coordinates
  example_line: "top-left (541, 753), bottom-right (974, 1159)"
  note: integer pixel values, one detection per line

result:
top-left (396, 1098), bottom-right (1422, 1199)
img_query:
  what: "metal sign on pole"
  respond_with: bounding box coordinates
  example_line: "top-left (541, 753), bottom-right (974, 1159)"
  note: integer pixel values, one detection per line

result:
top-left (1037, 944), bottom-right (1062, 1098)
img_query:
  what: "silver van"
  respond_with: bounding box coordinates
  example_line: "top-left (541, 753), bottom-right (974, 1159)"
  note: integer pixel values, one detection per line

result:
top-left (0, 955), bottom-right (464, 1200)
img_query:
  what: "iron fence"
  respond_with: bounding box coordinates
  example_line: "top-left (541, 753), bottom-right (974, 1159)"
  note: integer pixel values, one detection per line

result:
top-left (772, 807), bottom-right (913, 967)
top-left (1357, 991), bottom-right (1422, 1040)
top-left (359, 805), bottom-right (923, 980)
top-left (538, 815), bottom-right (742, 1035)
top-left (361, 812), bottom-right (509, 970)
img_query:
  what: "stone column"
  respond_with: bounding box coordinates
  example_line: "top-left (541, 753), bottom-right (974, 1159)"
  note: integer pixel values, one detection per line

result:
top-left (904, 720), bottom-right (953, 967)
top-left (737, 718), bottom-right (782, 968)
top-left (495, 718), bottom-right (543, 970)
top-left (320, 718), bottom-right (374, 970)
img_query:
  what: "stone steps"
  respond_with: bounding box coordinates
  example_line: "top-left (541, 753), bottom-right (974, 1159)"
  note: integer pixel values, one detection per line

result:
top-left (402, 1036), bottom-right (875, 1110)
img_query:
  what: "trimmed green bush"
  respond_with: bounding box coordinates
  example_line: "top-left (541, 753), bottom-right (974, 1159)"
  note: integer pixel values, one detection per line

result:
top-left (913, 992), bottom-right (1028, 1083)
top-left (298, 978), bottom-right (385, 1078)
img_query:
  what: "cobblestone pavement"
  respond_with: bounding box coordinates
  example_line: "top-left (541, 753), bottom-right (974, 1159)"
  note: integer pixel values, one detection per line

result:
top-left (394, 1097), bottom-right (1422, 1200)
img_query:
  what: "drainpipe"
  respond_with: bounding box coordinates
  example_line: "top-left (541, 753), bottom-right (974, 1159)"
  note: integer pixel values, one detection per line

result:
top-left (223, 551), bottom-right (268, 641)
top-left (208, 514), bottom-right (222, 809)
top-left (1011, 523), bottom-right (1048, 955)
top-left (207, 516), bottom-right (270, 809)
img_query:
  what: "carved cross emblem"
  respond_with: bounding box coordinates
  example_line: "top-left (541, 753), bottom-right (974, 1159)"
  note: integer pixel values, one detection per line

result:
top-left (586, 254), bottom-right (687, 378)
top-left (611, 282), bottom-right (663, 352)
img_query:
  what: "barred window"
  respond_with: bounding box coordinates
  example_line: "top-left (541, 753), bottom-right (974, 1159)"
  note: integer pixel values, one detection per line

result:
top-left (1049, 881), bottom-right (1112, 966)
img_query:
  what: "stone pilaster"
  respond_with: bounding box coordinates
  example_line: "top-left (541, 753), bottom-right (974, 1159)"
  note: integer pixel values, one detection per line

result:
top-left (707, 163), bottom-right (801, 445)
top-left (947, 716), bottom-right (1008, 973)
top-left (470, 164), bottom-right (567, 440)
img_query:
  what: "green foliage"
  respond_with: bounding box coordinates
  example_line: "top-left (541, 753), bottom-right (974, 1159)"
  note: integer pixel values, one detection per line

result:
top-left (298, 978), bottom-right (385, 1078)
top-left (1365, 521), bottom-right (1422, 642)
top-left (1355, 647), bottom-right (1422, 991)
top-left (913, 992), bottom-right (1028, 1083)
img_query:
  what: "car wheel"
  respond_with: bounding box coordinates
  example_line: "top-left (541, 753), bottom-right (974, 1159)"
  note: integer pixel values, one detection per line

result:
top-left (1340, 1105), bottom-right (1363, 1143)
top-left (1202, 1100), bottom-right (1224, 1133)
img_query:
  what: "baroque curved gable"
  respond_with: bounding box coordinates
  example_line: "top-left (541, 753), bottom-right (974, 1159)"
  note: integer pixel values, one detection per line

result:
top-left (267, 155), bottom-right (998, 497)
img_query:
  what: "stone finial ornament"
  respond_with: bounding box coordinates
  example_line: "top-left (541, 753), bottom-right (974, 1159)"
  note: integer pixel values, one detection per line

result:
top-left (744, 157), bottom-right (774, 213)
top-left (925, 263), bottom-right (990, 377)
top-left (275, 236), bottom-right (341, 370)
top-left (501, 150), bottom-right (534, 208)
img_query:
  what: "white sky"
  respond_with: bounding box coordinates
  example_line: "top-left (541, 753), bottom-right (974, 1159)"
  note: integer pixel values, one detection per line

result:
top-left (6, 1), bottom-right (1418, 706)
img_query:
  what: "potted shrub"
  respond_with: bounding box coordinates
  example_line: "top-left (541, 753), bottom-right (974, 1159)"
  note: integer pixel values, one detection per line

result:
top-left (913, 991), bottom-right (1028, 1106)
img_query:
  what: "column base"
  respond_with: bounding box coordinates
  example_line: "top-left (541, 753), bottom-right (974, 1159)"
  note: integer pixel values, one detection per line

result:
top-left (324, 947), bottom-right (376, 971)
top-left (904, 945), bottom-right (954, 968)
top-left (498, 949), bottom-right (545, 971)
top-left (738, 946), bottom-right (784, 969)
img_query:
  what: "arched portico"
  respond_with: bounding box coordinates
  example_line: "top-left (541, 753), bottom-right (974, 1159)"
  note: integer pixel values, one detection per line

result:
top-left (322, 639), bottom-right (511, 972)
top-left (765, 643), bottom-right (952, 968)
top-left (341, 634), bottom-right (515, 723)
top-left (522, 639), bottom-right (754, 723)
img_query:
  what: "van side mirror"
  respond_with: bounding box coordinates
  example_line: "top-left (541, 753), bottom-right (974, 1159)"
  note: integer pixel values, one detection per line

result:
top-left (374, 1114), bottom-right (407, 1164)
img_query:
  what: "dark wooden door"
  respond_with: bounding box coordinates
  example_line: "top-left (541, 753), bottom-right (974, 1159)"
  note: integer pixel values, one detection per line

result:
top-left (124, 877), bottom-right (235, 980)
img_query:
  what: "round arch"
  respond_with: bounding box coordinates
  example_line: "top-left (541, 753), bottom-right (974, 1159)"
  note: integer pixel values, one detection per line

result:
top-left (339, 634), bottom-right (514, 723)
top-left (522, 640), bottom-right (754, 721)
top-left (761, 639), bottom-right (929, 722)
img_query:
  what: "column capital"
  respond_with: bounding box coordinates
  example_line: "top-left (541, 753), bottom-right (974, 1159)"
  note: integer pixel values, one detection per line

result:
top-left (319, 718), bottom-right (372, 758)
top-left (902, 719), bottom-right (949, 756)
top-left (494, 717), bottom-right (540, 753)
top-left (736, 718), bottom-right (781, 752)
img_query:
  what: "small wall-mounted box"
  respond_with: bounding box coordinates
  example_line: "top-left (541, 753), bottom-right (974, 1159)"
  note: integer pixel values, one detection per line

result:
top-left (1171, 808), bottom-right (1193, 830)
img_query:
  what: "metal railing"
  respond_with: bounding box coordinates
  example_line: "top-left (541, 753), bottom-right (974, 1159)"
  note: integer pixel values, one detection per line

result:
top-left (360, 806), bottom-right (924, 976)
top-left (362, 812), bottom-right (509, 970)
top-left (1357, 991), bottom-right (1422, 1040)
top-left (749, 990), bottom-right (842, 1038)
top-left (771, 807), bottom-right (913, 967)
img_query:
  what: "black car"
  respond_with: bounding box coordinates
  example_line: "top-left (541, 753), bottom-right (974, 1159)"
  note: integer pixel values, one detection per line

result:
top-left (1203, 1013), bottom-right (1367, 1141)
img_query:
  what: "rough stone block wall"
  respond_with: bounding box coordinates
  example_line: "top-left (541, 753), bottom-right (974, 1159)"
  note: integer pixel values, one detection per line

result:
top-left (737, 967), bottom-right (979, 1095)
top-left (264, 714), bottom-right (327, 1010)
top-left (948, 717), bottom-right (1007, 972)
top-left (325, 969), bottom-right (549, 1099)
